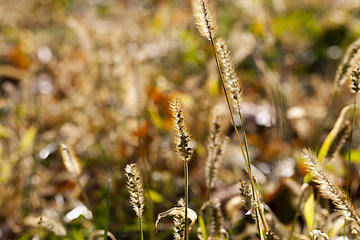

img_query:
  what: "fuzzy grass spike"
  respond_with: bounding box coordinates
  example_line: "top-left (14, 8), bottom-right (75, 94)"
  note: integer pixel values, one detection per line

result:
top-left (303, 149), bottom-right (360, 235)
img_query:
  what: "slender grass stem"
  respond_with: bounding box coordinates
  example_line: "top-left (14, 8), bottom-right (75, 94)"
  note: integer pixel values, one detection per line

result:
top-left (104, 179), bottom-right (111, 240)
top-left (238, 113), bottom-right (252, 175)
top-left (139, 215), bottom-right (144, 240)
top-left (184, 160), bottom-right (189, 240)
top-left (344, 93), bottom-right (357, 239)
top-left (346, 93), bottom-right (356, 193)
top-left (137, 117), bottom-right (156, 240)
top-left (209, 38), bottom-right (268, 234)
top-left (205, 177), bottom-right (211, 236)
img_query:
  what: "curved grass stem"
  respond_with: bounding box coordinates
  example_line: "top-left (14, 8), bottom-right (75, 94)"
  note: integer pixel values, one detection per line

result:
top-left (209, 38), bottom-right (268, 235)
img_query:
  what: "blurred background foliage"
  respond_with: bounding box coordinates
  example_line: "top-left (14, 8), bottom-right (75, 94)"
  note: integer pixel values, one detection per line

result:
top-left (0, 0), bottom-right (360, 239)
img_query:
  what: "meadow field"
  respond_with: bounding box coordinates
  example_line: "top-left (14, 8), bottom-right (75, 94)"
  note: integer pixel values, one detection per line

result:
top-left (0, 0), bottom-right (360, 239)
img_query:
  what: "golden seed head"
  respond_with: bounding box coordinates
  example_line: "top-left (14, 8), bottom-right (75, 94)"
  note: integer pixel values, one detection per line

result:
top-left (193, 0), bottom-right (217, 41)
top-left (125, 163), bottom-right (145, 218)
top-left (215, 37), bottom-right (243, 112)
top-left (169, 97), bottom-right (194, 162)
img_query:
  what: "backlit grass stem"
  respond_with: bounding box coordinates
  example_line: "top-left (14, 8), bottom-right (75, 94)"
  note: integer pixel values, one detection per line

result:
top-left (169, 97), bottom-right (195, 240)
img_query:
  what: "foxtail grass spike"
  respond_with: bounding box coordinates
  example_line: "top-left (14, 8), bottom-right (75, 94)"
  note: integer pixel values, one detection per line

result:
top-left (173, 199), bottom-right (186, 240)
top-left (215, 37), bottom-right (243, 113)
top-left (169, 97), bottom-right (194, 162)
top-left (193, 0), bottom-right (217, 41)
top-left (169, 97), bottom-right (194, 240)
top-left (125, 164), bottom-right (145, 219)
top-left (303, 149), bottom-right (360, 233)
top-left (60, 143), bottom-right (82, 177)
top-left (125, 164), bottom-right (145, 240)
top-left (335, 39), bottom-right (360, 90)
top-left (206, 111), bottom-right (228, 188)
top-left (350, 59), bottom-right (360, 93)
top-left (208, 198), bottom-right (226, 240)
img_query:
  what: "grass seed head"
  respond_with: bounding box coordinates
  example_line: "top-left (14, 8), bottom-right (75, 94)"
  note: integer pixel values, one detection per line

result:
top-left (206, 111), bottom-right (228, 187)
top-left (169, 97), bottom-right (194, 162)
top-left (193, 0), bottom-right (217, 41)
top-left (335, 39), bottom-right (360, 90)
top-left (215, 37), bottom-right (243, 113)
top-left (303, 149), bottom-right (360, 232)
top-left (350, 59), bottom-right (360, 93)
top-left (124, 163), bottom-right (145, 218)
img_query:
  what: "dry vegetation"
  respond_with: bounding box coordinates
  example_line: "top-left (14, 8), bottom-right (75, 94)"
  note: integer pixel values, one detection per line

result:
top-left (1, 0), bottom-right (360, 239)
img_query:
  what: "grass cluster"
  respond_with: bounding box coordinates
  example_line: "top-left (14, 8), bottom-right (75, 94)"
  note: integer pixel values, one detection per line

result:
top-left (0, 0), bottom-right (360, 240)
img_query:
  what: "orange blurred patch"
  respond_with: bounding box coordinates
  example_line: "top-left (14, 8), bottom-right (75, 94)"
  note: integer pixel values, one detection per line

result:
top-left (9, 48), bottom-right (30, 69)
top-left (132, 121), bottom-right (149, 138)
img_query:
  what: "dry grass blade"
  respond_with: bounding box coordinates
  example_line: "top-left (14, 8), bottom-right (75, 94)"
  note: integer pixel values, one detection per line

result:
top-left (38, 216), bottom-right (67, 237)
top-left (60, 143), bottom-right (82, 177)
top-left (318, 104), bottom-right (353, 162)
top-left (193, 0), bottom-right (217, 41)
top-left (155, 205), bottom-right (198, 233)
top-left (89, 230), bottom-right (117, 240)
top-left (303, 149), bottom-right (360, 234)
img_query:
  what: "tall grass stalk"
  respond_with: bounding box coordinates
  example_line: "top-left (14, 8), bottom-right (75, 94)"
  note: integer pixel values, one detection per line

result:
top-left (344, 61), bottom-right (360, 238)
top-left (169, 97), bottom-right (194, 240)
top-left (124, 164), bottom-right (145, 240)
top-left (347, 95), bottom-right (356, 193)
top-left (137, 117), bottom-right (156, 240)
top-left (211, 38), bottom-right (267, 232)
top-left (193, 0), bottom-right (267, 235)
top-left (205, 112), bottom-right (227, 234)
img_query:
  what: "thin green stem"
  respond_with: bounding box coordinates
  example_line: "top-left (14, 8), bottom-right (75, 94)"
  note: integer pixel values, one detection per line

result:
top-left (205, 163), bottom-right (215, 236)
top-left (205, 178), bottom-right (211, 236)
top-left (209, 38), bottom-right (268, 234)
top-left (104, 179), bottom-right (111, 240)
top-left (347, 93), bottom-right (356, 193)
top-left (238, 113), bottom-right (252, 175)
top-left (139, 216), bottom-right (144, 240)
top-left (137, 117), bottom-right (156, 240)
top-left (184, 160), bottom-right (189, 240)
top-left (344, 93), bottom-right (357, 239)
